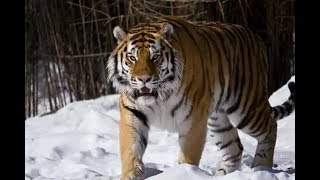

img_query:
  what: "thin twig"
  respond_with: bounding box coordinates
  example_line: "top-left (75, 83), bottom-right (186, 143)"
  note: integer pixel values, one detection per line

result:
top-left (67, 1), bottom-right (110, 18)
top-left (218, 0), bottom-right (225, 22)
top-left (238, 0), bottom-right (247, 25)
top-left (60, 53), bottom-right (110, 59)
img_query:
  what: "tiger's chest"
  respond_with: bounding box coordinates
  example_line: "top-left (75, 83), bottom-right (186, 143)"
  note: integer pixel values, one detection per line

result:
top-left (141, 94), bottom-right (193, 135)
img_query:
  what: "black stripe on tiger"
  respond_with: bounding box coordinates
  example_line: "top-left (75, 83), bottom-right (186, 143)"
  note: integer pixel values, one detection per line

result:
top-left (165, 52), bottom-right (170, 66)
top-left (201, 31), bottom-right (214, 95)
top-left (131, 39), bottom-right (144, 45)
top-left (251, 116), bottom-right (270, 137)
top-left (225, 26), bottom-right (243, 109)
top-left (231, 60), bottom-right (240, 101)
top-left (127, 95), bottom-right (136, 104)
top-left (247, 108), bottom-right (265, 133)
top-left (114, 56), bottom-right (118, 75)
top-left (236, 110), bottom-right (256, 129)
top-left (120, 52), bottom-right (128, 74)
top-left (183, 106), bottom-right (193, 122)
top-left (272, 107), bottom-right (279, 119)
top-left (203, 31), bottom-right (220, 95)
top-left (130, 33), bottom-right (156, 40)
top-left (253, 112), bottom-right (272, 138)
top-left (123, 104), bottom-right (149, 128)
top-left (143, 32), bottom-right (155, 39)
top-left (115, 40), bottom-right (128, 52)
top-left (210, 125), bottom-right (234, 133)
top-left (245, 86), bottom-right (265, 130)
top-left (217, 169), bottom-right (226, 175)
top-left (255, 122), bottom-right (275, 140)
top-left (131, 125), bottom-right (147, 149)
top-left (209, 117), bottom-right (218, 121)
top-left (208, 121), bottom-right (220, 128)
top-left (240, 30), bottom-right (254, 115)
top-left (199, 44), bottom-right (207, 97)
top-left (129, 34), bottom-right (141, 40)
top-left (237, 40), bottom-right (261, 129)
top-left (171, 77), bottom-right (193, 117)
top-left (282, 102), bottom-right (293, 114)
top-left (235, 137), bottom-right (244, 151)
top-left (216, 25), bottom-right (235, 102)
top-left (251, 114), bottom-right (269, 136)
top-left (208, 27), bottom-right (226, 109)
top-left (271, 82), bottom-right (295, 121)
top-left (219, 139), bottom-right (235, 150)
top-left (226, 27), bottom-right (247, 114)
top-left (184, 76), bottom-right (194, 106)
top-left (233, 27), bottom-right (249, 112)
top-left (255, 153), bottom-right (263, 158)
top-left (222, 150), bottom-right (242, 162)
top-left (183, 91), bottom-right (198, 122)
top-left (173, 20), bottom-right (200, 52)
top-left (130, 24), bottom-right (159, 31)
top-left (171, 95), bottom-right (185, 117)
top-left (170, 51), bottom-right (176, 72)
top-left (278, 106), bottom-right (285, 116)
top-left (117, 76), bottom-right (129, 85)
top-left (215, 141), bottom-right (223, 146)
top-left (175, 21), bottom-right (208, 98)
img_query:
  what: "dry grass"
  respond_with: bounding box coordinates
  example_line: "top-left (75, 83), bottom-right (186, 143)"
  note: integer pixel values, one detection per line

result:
top-left (25, 0), bottom-right (295, 118)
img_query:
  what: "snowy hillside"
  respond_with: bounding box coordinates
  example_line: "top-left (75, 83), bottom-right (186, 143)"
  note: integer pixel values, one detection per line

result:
top-left (25, 76), bottom-right (295, 180)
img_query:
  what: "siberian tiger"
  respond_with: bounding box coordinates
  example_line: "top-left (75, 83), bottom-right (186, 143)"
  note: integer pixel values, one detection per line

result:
top-left (107, 16), bottom-right (295, 179)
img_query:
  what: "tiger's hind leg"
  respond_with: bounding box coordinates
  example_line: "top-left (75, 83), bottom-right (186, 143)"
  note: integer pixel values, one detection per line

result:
top-left (208, 110), bottom-right (244, 176)
top-left (247, 114), bottom-right (277, 169)
top-left (229, 106), bottom-right (277, 170)
top-left (252, 122), bottom-right (277, 169)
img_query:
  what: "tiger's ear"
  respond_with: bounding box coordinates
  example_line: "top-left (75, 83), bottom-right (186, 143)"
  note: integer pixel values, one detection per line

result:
top-left (159, 23), bottom-right (174, 40)
top-left (113, 26), bottom-right (127, 43)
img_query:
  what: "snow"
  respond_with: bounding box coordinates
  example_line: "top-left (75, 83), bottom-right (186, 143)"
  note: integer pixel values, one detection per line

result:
top-left (25, 76), bottom-right (295, 180)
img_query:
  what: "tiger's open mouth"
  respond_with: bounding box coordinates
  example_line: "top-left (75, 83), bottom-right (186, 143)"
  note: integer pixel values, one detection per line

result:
top-left (134, 87), bottom-right (158, 98)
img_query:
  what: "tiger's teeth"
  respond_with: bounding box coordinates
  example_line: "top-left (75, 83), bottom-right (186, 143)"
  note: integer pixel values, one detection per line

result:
top-left (139, 89), bottom-right (143, 93)
top-left (149, 89), bottom-right (152, 93)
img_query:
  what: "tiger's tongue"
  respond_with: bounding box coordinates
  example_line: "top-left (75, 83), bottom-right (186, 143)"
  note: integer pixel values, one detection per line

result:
top-left (139, 87), bottom-right (152, 94)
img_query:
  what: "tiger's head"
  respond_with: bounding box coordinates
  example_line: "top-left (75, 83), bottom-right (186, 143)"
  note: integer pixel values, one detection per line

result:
top-left (107, 22), bottom-right (182, 105)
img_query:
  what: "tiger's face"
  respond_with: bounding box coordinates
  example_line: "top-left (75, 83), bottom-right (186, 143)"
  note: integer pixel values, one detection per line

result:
top-left (107, 23), bottom-right (181, 105)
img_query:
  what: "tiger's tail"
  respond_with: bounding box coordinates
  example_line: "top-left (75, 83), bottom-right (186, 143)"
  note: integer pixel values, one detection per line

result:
top-left (271, 82), bottom-right (295, 121)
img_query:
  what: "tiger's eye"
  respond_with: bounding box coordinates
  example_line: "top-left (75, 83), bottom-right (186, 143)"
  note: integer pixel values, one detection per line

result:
top-left (152, 54), bottom-right (160, 62)
top-left (129, 56), bottom-right (136, 62)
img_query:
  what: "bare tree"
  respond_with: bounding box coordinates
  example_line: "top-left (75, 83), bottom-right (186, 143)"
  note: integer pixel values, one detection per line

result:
top-left (25, 0), bottom-right (295, 118)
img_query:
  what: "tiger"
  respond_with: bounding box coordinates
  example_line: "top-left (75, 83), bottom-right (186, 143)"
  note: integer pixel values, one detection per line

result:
top-left (107, 16), bottom-right (295, 179)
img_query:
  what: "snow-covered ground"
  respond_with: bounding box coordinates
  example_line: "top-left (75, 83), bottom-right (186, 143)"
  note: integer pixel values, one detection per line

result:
top-left (25, 76), bottom-right (295, 180)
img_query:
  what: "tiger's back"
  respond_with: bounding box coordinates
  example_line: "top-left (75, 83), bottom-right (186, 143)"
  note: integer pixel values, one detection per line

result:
top-left (107, 16), bottom-right (295, 179)
top-left (156, 17), bottom-right (270, 120)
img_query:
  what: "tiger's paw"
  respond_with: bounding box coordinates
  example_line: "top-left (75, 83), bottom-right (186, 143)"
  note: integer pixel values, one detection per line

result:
top-left (214, 168), bottom-right (227, 176)
top-left (252, 165), bottom-right (273, 172)
top-left (121, 161), bottom-right (145, 180)
top-left (213, 162), bottom-right (240, 176)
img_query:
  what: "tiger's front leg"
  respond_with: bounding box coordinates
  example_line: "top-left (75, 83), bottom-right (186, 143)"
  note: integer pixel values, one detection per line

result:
top-left (119, 99), bottom-right (149, 180)
top-left (178, 116), bottom-right (207, 166)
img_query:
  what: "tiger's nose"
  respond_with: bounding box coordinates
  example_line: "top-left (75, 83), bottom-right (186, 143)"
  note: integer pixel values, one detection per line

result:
top-left (136, 76), bottom-right (152, 83)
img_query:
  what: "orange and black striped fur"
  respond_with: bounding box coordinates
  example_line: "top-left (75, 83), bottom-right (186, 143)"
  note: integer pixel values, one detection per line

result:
top-left (107, 16), bottom-right (295, 179)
